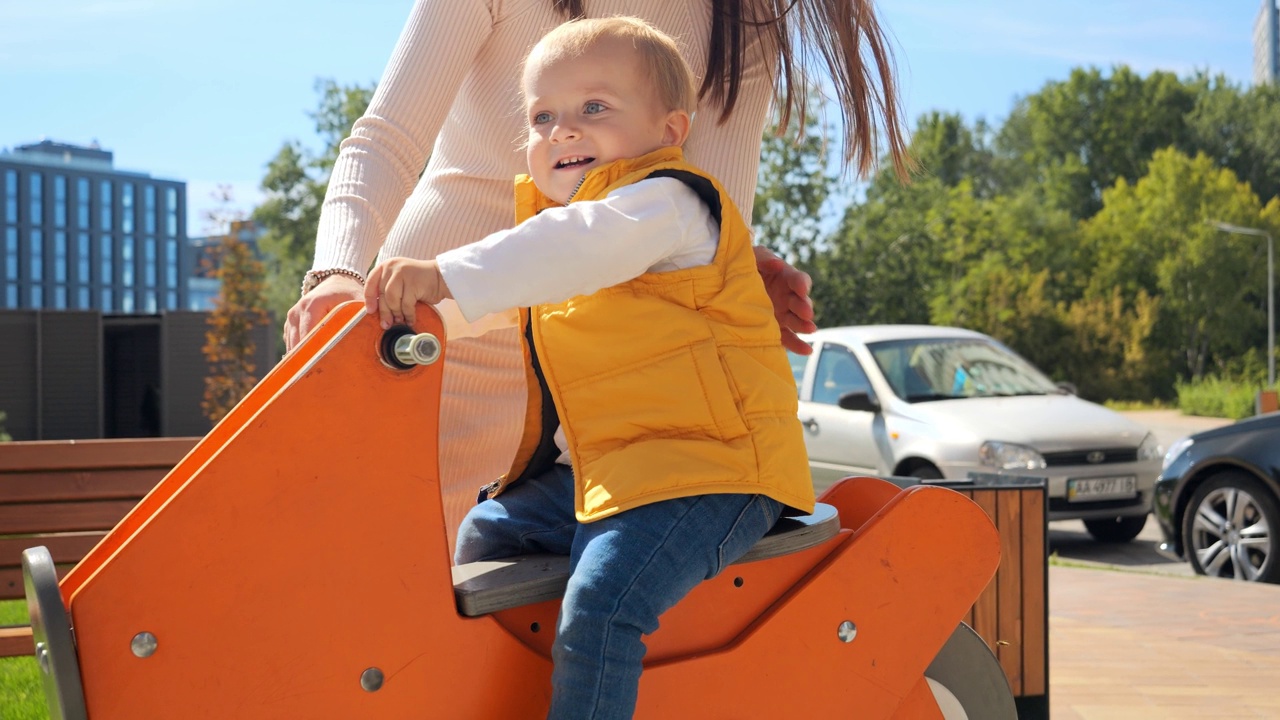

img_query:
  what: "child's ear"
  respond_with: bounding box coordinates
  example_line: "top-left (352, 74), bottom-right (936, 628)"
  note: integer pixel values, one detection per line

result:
top-left (661, 109), bottom-right (691, 147)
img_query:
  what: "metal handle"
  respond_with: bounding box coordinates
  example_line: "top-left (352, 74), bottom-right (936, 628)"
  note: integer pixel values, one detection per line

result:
top-left (802, 418), bottom-right (819, 433)
top-left (393, 333), bottom-right (442, 366)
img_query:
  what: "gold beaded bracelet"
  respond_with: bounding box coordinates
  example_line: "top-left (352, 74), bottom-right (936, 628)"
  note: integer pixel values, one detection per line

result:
top-left (300, 268), bottom-right (366, 297)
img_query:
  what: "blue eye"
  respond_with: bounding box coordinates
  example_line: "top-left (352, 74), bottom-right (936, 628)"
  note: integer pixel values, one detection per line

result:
top-left (584, 102), bottom-right (605, 114)
top-left (532, 111), bottom-right (552, 124)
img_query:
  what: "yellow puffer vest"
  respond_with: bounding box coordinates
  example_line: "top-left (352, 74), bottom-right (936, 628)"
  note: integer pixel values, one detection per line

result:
top-left (492, 146), bottom-right (814, 522)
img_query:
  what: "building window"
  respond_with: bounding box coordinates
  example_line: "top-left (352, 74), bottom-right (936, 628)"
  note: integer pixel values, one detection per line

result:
top-left (54, 231), bottom-right (68, 283)
top-left (165, 238), bottom-right (178, 288)
top-left (78, 287), bottom-right (91, 309)
top-left (121, 289), bottom-right (134, 313)
top-left (77, 232), bottom-right (91, 286)
top-left (54, 175), bottom-right (67, 228)
top-left (3, 170), bottom-right (16, 223)
top-left (144, 236), bottom-right (157, 287)
top-left (101, 287), bottom-right (114, 311)
top-left (4, 227), bottom-right (16, 307)
top-left (101, 234), bottom-right (113, 288)
top-left (122, 235), bottom-right (134, 287)
top-left (144, 185), bottom-right (157, 234)
top-left (54, 230), bottom-right (68, 309)
top-left (122, 183), bottom-right (135, 233)
top-left (30, 228), bottom-right (43, 283)
top-left (166, 290), bottom-right (177, 309)
top-left (30, 229), bottom-right (43, 308)
top-left (30, 173), bottom-right (43, 226)
top-left (165, 187), bottom-right (178, 237)
top-left (100, 180), bottom-right (113, 231)
top-left (77, 178), bottom-right (91, 229)
top-left (144, 290), bottom-right (157, 313)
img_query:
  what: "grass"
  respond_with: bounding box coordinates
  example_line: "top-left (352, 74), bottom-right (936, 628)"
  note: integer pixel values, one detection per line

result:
top-left (1, 600), bottom-right (46, 719)
top-left (1102, 399), bottom-right (1173, 412)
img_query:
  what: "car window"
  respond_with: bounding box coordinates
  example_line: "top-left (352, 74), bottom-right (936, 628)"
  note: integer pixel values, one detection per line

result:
top-left (785, 348), bottom-right (810, 396)
top-left (867, 337), bottom-right (1057, 402)
top-left (811, 344), bottom-right (871, 406)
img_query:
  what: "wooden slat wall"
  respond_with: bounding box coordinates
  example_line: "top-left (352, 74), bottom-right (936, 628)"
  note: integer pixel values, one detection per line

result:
top-left (957, 486), bottom-right (1047, 700)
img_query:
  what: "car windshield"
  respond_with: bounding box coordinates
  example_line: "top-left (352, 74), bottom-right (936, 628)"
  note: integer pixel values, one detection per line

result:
top-left (866, 337), bottom-right (1059, 403)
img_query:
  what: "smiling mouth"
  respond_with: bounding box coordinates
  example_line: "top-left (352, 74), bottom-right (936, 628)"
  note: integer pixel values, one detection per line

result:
top-left (555, 156), bottom-right (595, 169)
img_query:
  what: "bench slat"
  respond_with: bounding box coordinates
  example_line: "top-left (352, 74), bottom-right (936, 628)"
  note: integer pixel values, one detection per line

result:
top-left (0, 438), bottom-right (196, 472)
top-left (0, 626), bottom-right (34, 657)
top-left (0, 534), bottom-right (103, 569)
top-left (0, 500), bottom-right (139, 535)
top-left (0, 469), bottom-right (163, 503)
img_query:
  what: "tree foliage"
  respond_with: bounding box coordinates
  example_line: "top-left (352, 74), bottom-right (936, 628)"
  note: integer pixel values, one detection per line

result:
top-left (202, 221), bottom-right (270, 424)
top-left (254, 79), bottom-right (375, 344)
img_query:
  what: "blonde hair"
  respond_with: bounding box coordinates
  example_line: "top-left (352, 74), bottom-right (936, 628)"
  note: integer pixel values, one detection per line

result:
top-left (526, 17), bottom-right (697, 115)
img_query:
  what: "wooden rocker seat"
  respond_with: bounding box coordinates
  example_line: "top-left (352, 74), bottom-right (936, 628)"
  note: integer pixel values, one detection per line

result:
top-left (451, 502), bottom-right (840, 616)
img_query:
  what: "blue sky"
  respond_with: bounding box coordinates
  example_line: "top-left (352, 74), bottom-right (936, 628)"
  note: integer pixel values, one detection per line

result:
top-left (0, 0), bottom-right (1262, 237)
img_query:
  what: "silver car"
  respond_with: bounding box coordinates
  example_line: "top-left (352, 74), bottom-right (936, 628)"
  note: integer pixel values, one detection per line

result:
top-left (789, 325), bottom-right (1163, 542)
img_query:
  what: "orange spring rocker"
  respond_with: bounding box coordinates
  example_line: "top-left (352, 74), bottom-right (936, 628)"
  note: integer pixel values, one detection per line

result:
top-left (24, 302), bottom-right (1014, 719)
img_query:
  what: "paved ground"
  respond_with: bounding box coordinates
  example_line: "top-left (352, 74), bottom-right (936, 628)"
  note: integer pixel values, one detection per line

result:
top-left (1046, 410), bottom-right (1280, 719)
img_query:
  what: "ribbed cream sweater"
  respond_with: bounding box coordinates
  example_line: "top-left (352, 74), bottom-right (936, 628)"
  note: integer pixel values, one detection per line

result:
top-left (312, 0), bottom-right (774, 550)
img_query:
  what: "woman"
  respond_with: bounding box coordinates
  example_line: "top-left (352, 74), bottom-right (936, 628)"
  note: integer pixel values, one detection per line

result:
top-left (283, 0), bottom-right (909, 552)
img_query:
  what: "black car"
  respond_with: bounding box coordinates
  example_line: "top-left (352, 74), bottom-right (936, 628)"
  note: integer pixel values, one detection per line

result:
top-left (1154, 413), bottom-right (1280, 583)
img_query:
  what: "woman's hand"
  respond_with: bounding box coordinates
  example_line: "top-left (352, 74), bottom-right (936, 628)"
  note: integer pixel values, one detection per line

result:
top-left (284, 274), bottom-right (365, 352)
top-left (754, 245), bottom-right (816, 355)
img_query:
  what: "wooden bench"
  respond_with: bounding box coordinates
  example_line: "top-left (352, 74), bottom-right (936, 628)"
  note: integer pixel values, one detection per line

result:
top-left (0, 437), bottom-right (200, 658)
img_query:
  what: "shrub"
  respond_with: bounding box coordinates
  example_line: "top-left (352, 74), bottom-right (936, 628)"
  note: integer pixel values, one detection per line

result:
top-left (1175, 376), bottom-right (1267, 419)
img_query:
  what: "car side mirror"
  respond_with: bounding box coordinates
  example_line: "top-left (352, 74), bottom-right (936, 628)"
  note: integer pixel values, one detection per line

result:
top-left (1055, 381), bottom-right (1078, 396)
top-left (838, 390), bottom-right (881, 413)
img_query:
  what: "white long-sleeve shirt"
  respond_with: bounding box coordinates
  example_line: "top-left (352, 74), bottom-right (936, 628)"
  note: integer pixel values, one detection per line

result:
top-left (435, 176), bottom-right (719, 465)
top-left (309, 0), bottom-right (774, 548)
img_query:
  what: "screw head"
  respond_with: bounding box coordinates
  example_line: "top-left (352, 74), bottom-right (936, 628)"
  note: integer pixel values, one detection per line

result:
top-left (131, 632), bottom-right (158, 658)
top-left (837, 620), bottom-right (858, 643)
top-left (35, 642), bottom-right (50, 673)
top-left (361, 667), bottom-right (385, 692)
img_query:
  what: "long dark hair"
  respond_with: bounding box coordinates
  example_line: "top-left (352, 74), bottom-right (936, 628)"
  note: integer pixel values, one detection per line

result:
top-left (553, 0), bottom-right (910, 178)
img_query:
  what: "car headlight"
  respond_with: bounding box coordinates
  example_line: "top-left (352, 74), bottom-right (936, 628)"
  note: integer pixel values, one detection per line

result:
top-left (979, 441), bottom-right (1047, 471)
top-left (1138, 432), bottom-right (1162, 462)
top-left (1162, 436), bottom-right (1193, 471)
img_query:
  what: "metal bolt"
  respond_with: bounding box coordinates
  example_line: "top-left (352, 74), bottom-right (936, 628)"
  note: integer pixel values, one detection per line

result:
top-left (837, 621), bottom-right (858, 643)
top-left (131, 632), bottom-right (158, 658)
top-left (361, 667), bottom-right (384, 692)
top-left (393, 333), bottom-right (442, 366)
top-left (35, 642), bottom-right (50, 674)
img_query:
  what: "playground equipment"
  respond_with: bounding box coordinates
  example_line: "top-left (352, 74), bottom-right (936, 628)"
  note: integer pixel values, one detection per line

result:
top-left (24, 302), bottom-right (1015, 719)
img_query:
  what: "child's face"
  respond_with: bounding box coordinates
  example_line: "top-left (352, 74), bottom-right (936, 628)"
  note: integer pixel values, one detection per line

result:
top-left (523, 37), bottom-right (689, 204)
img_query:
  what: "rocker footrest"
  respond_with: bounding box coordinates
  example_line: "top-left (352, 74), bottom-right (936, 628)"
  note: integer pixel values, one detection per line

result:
top-left (451, 502), bottom-right (840, 617)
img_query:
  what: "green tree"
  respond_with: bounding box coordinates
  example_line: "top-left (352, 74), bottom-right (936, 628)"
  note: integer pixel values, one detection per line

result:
top-left (996, 66), bottom-right (1200, 219)
top-left (254, 79), bottom-right (375, 344)
top-left (1081, 148), bottom-right (1267, 385)
top-left (752, 95), bottom-right (836, 263)
top-left (1187, 77), bottom-right (1280, 205)
top-left (202, 222), bottom-right (271, 424)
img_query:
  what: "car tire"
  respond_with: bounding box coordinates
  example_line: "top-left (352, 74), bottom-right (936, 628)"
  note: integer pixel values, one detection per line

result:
top-left (1181, 470), bottom-right (1280, 583)
top-left (1083, 515), bottom-right (1148, 543)
top-left (906, 464), bottom-right (944, 480)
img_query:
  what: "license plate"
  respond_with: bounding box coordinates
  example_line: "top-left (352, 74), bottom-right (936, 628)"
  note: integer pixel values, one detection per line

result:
top-left (1067, 475), bottom-right (1138, 502)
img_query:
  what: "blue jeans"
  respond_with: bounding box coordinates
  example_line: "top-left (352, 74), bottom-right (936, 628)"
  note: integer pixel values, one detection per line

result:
top-left (455, 463), bottom-right (783, 720)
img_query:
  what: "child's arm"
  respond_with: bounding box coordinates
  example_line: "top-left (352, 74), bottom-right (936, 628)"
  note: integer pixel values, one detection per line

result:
top-left (438, 177), bottom-right (715, 322)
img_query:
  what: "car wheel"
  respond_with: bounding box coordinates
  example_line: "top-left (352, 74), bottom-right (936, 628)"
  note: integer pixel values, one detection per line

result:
top-left (1083, 515), bottom-right (1147, 543)
top-left (906, 463), bottom-right (944, 480)
top-left (1181, 470), bottom-right (1280, 583)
